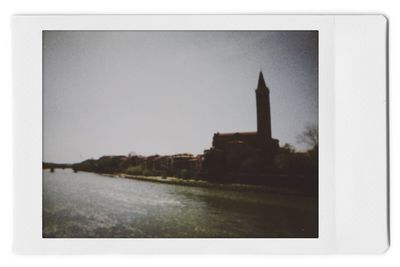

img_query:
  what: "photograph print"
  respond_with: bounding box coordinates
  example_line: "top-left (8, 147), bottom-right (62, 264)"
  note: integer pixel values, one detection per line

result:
top-left (43, 31), bottom-right (319, 238)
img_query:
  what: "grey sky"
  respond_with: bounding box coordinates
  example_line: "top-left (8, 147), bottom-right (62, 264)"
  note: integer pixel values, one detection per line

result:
top-left (43, 31), bottom-right (318, 164)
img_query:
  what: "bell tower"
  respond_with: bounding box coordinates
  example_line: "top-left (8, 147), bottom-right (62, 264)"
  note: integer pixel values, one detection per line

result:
top-left (255, 71), bottom-right (272, 142)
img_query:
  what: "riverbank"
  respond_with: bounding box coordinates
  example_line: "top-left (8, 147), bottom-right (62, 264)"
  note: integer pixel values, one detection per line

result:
top-left (100, 172), bottom-right (301, 195)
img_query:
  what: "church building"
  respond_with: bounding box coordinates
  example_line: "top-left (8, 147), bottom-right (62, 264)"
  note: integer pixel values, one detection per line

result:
top-left (202, 71), bottom-right (280, 178)
top-left (212, 71), bottom-right (279, 158)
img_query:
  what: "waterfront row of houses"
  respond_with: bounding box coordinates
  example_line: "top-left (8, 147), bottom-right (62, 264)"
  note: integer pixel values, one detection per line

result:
top-left (122, 153), bottom-right (203, 173)
top-left (65, 153), bottom-right (204, 175)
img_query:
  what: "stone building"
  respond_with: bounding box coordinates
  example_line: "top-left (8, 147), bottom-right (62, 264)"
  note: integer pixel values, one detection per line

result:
top-left (203, 72), bottom-right (280, 177)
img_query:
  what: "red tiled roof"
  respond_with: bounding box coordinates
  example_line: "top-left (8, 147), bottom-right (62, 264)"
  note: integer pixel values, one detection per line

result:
top-left (215, 131), bottom-right (257, 137)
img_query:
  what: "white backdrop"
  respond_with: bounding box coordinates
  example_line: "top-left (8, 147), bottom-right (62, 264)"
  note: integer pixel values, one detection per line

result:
top-left (0, 0), bottom-right (398, 265)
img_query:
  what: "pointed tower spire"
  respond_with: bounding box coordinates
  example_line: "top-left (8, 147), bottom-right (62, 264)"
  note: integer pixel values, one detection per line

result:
top-left (255, 71), bottom-right (272, 141)
top-left (257, 71), bottom-right (268, 90)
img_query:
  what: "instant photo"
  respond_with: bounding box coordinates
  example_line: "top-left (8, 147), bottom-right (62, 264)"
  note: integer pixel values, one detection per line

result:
top-left (42, 31), bottom-right (319, 238)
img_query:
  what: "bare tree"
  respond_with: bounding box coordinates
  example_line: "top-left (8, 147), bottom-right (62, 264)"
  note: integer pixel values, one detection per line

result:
top-left (296, 124), bottom-right (318, 149)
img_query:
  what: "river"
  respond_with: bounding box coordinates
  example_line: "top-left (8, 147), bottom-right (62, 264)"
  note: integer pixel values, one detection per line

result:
top-left (43, 169), bottom-right (317, 238)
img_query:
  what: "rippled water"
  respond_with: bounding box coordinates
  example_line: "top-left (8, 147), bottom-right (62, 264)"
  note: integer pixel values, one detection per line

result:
top-left (43, 169), bottom-right (317, 238)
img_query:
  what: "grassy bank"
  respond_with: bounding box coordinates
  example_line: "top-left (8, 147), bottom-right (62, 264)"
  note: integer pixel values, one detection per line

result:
top-left (100, 172), bottom-right (301, 195)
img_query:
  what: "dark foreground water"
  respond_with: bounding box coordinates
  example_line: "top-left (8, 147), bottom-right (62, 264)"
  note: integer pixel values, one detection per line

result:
top-left (43, 169), bottom-right (318, 238)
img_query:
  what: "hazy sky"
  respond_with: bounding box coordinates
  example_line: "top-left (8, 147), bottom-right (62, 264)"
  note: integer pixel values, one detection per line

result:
top-left (43, 31), bottom-right (318, 163)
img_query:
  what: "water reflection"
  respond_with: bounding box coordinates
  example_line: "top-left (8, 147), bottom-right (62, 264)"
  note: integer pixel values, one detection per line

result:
top-left (43, 169), bottom-right (317, 238)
